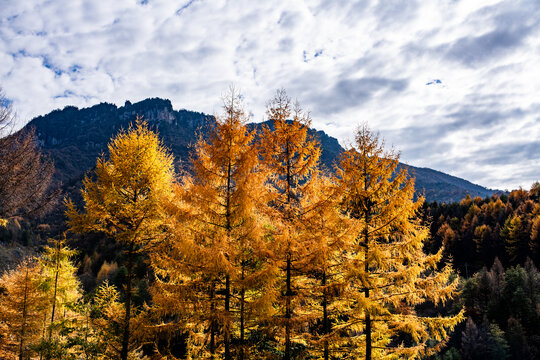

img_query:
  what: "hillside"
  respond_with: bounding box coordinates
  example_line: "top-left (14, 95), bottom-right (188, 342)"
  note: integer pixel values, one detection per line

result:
top-left (26, 98), bottom-right (496, 203)
top-left (405, 165), bottom-right (495, 204)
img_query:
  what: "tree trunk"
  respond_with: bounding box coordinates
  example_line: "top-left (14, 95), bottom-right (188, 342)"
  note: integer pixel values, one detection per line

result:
top-left (39, 312), bottom-right (47, 360)
top-left (285, 254), bottom-right (292, 360)
top-left (120, 241), bottom-right (134, 360)
top-left (322, 271), bottom-right (329, 360)
top-left (210, 281), bottom-right (216, 356)
top-left (284, 140), bottom-right (292, 360)
top-left (240, 265), bottom-right (245, 360)
top-left (225, 274), bottom-right (231, 360)
top-left (224, 156), bottom-right (232, 360)
top-left (19, 266), bottom-right (29, 360)
top-left (48, 248), bottom-right (60, 342)
top-left (365, 309), bottom-right (371, 360)
top-left (364, 210), bottom-right (371, 360)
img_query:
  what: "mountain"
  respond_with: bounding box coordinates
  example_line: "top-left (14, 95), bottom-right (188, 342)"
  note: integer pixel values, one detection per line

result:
top-left (403, 166), bottom-right (495, 204)
top-left (26, 97), bottom-right (496, 204)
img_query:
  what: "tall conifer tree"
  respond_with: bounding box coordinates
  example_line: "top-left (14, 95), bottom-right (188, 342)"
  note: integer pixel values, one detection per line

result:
top-left (66, 119), bottom-right (175, 360)
top-left (38, 235), bottom-right (80, 359)
top-left (335, 125), bottom-right (464, 359)
top-left (300, 174), bottom-right (353, 360)
top-left (151, 88), bottom-right (272, 359)
top-left (0, 260), bottom-right (48, 360)
top-left (259, 89), bottom-right (321, 360)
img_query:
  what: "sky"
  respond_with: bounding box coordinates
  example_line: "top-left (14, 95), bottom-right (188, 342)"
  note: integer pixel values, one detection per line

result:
top-left (0, 0), bottom-right (539, 191)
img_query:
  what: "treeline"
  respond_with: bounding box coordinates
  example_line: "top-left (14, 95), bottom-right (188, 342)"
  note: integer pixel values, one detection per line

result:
top-left (422, 184), bottom-right (540, 360)
top-left (1, 89), bottom-right (462, 360)
top-left (424, 185), bottom-right (540, 275)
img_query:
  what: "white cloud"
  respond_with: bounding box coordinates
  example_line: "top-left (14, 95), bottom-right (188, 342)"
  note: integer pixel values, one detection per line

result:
top-left (0, 0), bottom-right (538, 190)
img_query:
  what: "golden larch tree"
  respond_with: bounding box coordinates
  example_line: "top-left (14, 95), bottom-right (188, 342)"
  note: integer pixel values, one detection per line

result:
top-left (66, 119), bottom-right (175, 360)
top-left (92, 280), bottom-right (125, 358)
top-left (148, 181), bottom-right (209, 359)
top-left (0, 260), bottom-right (48, 360)
top-left (152, 88), bottom-right (273, 359)
top-left (335, 125), bottom-right (464, 360)
top-left (259, 89), bottom-right (321, 360)
top-left (87, 280), bottom-right (148, 360)
top-left (299, 173), bottom-right (354, 360)
top-left (38, 235), bottom-right (81, 359)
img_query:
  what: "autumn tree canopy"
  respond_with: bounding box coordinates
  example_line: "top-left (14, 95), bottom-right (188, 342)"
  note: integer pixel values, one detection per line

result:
top-left (259, 89), bottom-right (322, 360)
top-left (0, 260), bottom-right (48, 360)
top-left (38, 236), bottom-right (81, 359)
top-left (66, 119), bottom-right (175, 360)
top-left (335, 125), bottom-right (464, 359)
top-left (151, 88), bottom-right (275, 359)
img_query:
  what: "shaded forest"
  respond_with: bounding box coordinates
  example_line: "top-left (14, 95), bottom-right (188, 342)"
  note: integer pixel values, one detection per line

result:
top-left (1, 88), bottom-right (539, 360)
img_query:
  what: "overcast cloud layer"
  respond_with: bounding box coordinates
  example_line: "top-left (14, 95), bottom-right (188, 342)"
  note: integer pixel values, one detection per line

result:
top-left (1, 0), bottom-right (539, 190)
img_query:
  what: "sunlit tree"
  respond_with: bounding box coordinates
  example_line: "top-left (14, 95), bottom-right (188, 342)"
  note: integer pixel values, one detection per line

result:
top-left (66, 119), bottom-right (175, 360)
top-left (300, 174), bottom-right (354, 360)
top-left (259, 89), bottom-right (321, 360)
top-left (152, 88), bottom-right (273, 359)
top-left (501, 215), bottom-right (529, 263)
top-left (335, 124), bottom-right (464, 359)
top-left (38, 235), bottom-right (81, 359)
top-left (0, 260), bottom-right (48, 360)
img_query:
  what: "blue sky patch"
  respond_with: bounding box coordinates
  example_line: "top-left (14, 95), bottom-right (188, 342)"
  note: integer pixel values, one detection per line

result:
top-left (426, 79), bottom-right (442, 85)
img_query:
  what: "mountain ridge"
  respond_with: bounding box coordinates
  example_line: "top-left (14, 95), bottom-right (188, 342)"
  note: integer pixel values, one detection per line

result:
top-left (26, 97), bottom-right (497, 203)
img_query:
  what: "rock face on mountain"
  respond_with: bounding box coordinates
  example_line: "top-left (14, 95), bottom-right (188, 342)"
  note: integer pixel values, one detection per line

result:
top-left (26, 98), bottom-right (496, 203)
top-left (30, 98), bottom-right (211, 184)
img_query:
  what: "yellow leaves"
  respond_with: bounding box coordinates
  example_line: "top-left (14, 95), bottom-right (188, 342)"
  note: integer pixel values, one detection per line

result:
top-left (59, 91), bottom-right (466, 359)
top-left (394, 318), bottom-right (428, 343)
top-left (40, 236), bottom-right (81, 319)
top-left (423, 309), bottom-right (465, 341)
top-left (94, 280), bottom-right (121, 317)
top-left (106, 119), bottom-right (174, 192)
top-left (334, 124), bottom-right (464, 358)
top-left (148, 89), bottom-right (279, 358)
top-left (67, 119), bottom-right (175, 248)
top-left (63, 119), bottom-right (177, 360)
top-left (0, 260), bottom-right (49, 359)
top-left (260, 89), bottom-right (321, 211)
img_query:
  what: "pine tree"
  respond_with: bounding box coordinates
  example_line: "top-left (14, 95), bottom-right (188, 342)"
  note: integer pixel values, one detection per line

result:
top-left (66, 119), bottom-right (175, 360)
top-left (92, 280), bottom-right (127, 359)
top-left (259, 89), bottom-right (321, 360)
top-left (0, 260), bottom-right (48, 360)
top-left (460, 318), bottom-right (487, 360)
top-left (38, 235), bottom-right (81, 359)
top-left (300, 173), bottom-right (353, 360)
top-left (335, 125), bottom-right (464, 359)
top-left (501, 215), bottom-right (529, 263)
top-left (68, 299), bottom-right (101, 360)
top-left (151, 88), bottom-right (273, 359)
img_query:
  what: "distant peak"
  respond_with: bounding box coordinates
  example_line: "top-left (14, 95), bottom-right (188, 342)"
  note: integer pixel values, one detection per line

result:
top-left (126, 98), bottom-right (173, 111)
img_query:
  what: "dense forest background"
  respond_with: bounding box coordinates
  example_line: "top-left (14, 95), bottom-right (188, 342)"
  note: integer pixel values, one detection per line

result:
top-left (0, 88), bottom-right (538, 360)
top-left (423, 186), bottom-right (540, 360)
